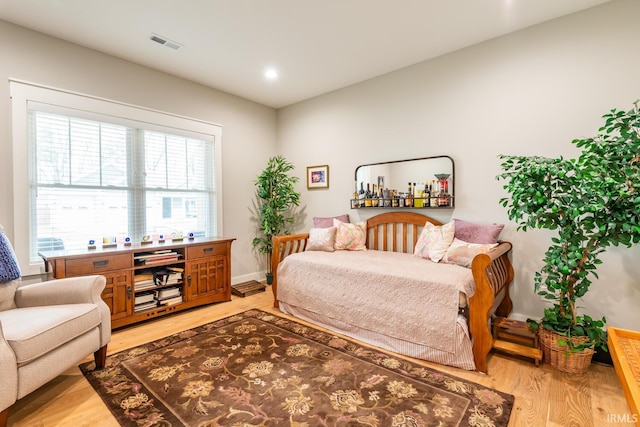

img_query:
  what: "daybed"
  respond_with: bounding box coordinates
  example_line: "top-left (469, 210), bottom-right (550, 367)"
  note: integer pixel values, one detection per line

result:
top-left (271, 211), bottom-right (514, 373)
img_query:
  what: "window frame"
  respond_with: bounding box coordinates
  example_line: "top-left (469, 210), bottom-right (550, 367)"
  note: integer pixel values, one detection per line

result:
top-left (10, 80), bottom-right (223, 276)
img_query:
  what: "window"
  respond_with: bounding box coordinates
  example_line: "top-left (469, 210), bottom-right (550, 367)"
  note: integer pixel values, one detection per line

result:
top-left (11, 81), bottom-right (223, 275)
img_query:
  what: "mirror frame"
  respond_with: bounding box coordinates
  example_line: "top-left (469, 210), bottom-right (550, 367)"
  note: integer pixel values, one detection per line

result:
top-left (353, 155), bottom-right (455, 209)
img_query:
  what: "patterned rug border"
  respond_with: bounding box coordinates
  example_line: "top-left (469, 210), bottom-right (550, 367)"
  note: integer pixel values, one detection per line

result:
top-left (81, 309), bottom-right (514, 426)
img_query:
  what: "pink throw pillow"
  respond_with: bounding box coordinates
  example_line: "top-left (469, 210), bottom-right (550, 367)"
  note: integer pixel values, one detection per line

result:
top-left (333, 218), bottom-right (367, 251)
top-left (413, 221), bottom-right (455, 262)
top-left (453, 219), bottom-right (504, 244)
top-left (313, 214), bottom-right (350, 228)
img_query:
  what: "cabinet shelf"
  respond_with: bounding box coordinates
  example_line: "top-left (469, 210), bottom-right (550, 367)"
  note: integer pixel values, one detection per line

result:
top-left (133, 260), bottom-right (185, 270)
top-left (351, 206), bottom-right (455, 210)
top-left (134, 281), bottom-right (184, 293)
top-left (350, 196), bottom-right (454, 209)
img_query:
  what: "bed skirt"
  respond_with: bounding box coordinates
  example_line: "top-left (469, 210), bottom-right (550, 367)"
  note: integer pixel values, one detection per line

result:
top-left (278, 301), bottom-right (476, 371)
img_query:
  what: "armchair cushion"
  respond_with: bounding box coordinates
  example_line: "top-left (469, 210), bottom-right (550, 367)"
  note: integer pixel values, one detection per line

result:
top-left (0, 304), bottom-right (101, 365)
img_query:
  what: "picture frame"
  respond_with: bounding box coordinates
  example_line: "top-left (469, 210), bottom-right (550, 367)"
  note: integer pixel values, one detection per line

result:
top-left (306, 165), bottom-right (329, 189)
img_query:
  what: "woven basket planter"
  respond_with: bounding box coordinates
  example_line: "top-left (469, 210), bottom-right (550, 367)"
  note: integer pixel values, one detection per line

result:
top-left (539, 328), bottom-right (595, 374)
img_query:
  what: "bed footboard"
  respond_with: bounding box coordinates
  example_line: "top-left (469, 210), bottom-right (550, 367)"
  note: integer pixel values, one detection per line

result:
top-left (271, 233), bottom-right (309, 309)
top-left (469, 241), bottom-right (514, 373)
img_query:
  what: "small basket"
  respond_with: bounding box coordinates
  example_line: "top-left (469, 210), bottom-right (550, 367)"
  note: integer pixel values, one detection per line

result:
top-left (539, 328), bottom-right (594, 374)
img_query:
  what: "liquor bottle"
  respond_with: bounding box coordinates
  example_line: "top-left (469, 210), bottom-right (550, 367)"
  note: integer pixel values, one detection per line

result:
top-left (359, 182), bottom-right (366, 208)
top-left (365, 183), bottom-right (373, 207)
top-left (371, 184), bottom-right (379, 207)
top-left (351, 181), bottom-right (359, 209)
top-left (430, 181), bottom-right (438, 207)
top-left (378, 186), bottom-right (384, 207)
top-left (406, 182), bottom-right (413, 208)
top-left (439, 185), bottom-right (448, 207)
top-left (424, 183), bottom-right (431, 207)
top-left (413, 182), bottom-right (423, 208)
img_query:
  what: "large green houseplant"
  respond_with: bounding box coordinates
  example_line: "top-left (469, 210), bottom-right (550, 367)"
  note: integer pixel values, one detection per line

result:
top-left (497, 100), bottom-right (640, 371)
top-left (252, 155), bottom-right (300, 284)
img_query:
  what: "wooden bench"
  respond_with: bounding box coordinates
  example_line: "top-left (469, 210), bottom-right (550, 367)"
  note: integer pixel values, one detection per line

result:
top-left (492, 317), bottom-right (542, 366)
top-left (608, 327), bottom-right (640, 424)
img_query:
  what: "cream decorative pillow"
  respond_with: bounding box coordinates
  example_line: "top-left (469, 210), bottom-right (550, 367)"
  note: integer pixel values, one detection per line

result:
top-left (333, 218), bottom-right (367, 251)
top-left (413, 221), bottom-right (455, 262)
top-left (305, 227), bottom-right (337, 252)
top-left (442, 238), bottom-right (499, 268)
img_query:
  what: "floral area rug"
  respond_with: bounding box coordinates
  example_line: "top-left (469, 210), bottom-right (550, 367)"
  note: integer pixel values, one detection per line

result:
top-left (80, 309), bottom-right (513, 426)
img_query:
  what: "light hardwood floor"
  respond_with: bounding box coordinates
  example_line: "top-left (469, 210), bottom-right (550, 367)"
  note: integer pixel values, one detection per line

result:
top-left (7, 290), bottom-right (633, 427)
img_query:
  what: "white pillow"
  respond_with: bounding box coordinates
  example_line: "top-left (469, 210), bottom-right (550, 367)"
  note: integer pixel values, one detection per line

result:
top-left (413, 221), bottom-right (455, 262)
top-left (442, 238), bottom-right (498, 268)
top-left (305, 227), bottom-right (337, 252)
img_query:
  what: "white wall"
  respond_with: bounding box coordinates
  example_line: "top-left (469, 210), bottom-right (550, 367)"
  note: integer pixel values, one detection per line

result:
top-left (277, 0), bottom-right (640, 329)
top-left (2, 1), bottom-right (639, 329)
top-left (0, 20), bottom-right (277, 283)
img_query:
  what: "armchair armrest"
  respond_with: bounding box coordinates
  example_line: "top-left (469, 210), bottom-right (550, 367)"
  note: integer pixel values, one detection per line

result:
top-left (0, 321), bottom-right (18, 413)
top-left (15, 275), bottom-right (106, 308)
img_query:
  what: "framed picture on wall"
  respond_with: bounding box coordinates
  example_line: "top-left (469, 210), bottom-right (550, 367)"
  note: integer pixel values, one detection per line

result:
top-left (307, 165), bottom-right (329, 189)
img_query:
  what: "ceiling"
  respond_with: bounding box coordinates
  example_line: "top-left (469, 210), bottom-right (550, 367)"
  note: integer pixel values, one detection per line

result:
top-left (0, 0), bottom-right (610, 109)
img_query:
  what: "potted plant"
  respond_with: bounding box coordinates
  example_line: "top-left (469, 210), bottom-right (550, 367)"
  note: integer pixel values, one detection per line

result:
top-left (497, 99), bottom-right (640, 373)
top-left (252, 155), bottom-right (301, 284)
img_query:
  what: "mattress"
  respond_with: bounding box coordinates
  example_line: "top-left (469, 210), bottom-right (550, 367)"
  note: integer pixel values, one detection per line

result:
top-left (276, 249), bottom-right (477, 369)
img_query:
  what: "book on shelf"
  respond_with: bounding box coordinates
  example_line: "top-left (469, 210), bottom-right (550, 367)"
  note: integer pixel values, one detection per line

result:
top-left (153, 268), bottom-right (183, 286)
top-left (134, 275), bottom-right (156, 290)
top-left (158, 295), bottom-right (183, 306)
top-left (134, 292), bottom-right (156, 305)
top-left (156, 286), bottom-right (181, 299)
top-left (134, 301), bottom-right (159, 312)
top-left (134, 282), bottom-right (157, 291)
top-left (134, 250), bottom-right (182, 265)
top-left (143, 255), bottom-right (181, 265)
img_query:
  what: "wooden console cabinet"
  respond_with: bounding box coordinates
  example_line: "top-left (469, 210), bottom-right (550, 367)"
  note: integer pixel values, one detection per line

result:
top-left (40, 237), bottom-right (235, 329)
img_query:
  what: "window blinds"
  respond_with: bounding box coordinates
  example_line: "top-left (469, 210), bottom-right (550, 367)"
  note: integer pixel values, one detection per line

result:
top-left (29, 109), bottom-right (216, 261)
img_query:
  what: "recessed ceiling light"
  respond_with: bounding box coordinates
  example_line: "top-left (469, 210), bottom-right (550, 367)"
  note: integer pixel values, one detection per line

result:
top-left (265, 68), bottom-right (278, 81)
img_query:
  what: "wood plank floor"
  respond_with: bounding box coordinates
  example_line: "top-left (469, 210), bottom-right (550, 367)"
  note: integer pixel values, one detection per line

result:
top-left (6, 290), bottom-right (633, 427)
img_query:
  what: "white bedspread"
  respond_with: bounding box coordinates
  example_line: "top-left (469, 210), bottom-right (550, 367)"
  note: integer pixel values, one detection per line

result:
top-left (276, 250), bottom-right (476, 354)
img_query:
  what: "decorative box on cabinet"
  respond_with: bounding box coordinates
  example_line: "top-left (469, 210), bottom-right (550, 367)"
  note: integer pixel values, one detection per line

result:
top-left (40, 237), bottom-right (235, 329)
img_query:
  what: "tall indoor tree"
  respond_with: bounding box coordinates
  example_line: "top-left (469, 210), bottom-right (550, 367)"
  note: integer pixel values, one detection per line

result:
top-left (497, 99), bottom-right (640, 372)
top-left (252, 155), bottom-right (301, 284)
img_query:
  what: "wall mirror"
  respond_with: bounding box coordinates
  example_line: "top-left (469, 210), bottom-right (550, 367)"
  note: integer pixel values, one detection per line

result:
top-left (352, 155), bottom-right (454, 209)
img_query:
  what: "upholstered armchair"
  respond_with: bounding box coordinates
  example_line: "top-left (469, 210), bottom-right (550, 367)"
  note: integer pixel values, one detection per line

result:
top-left (0, 227), bottom-right (111, 426)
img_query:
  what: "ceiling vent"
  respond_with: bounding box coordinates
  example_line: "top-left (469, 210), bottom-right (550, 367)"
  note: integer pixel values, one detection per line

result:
top-left (149, 33), bottom-right (182, 50)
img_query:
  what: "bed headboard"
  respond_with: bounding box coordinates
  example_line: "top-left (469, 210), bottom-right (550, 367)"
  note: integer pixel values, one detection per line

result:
top-left (365, 212), bottom-right (442, 253)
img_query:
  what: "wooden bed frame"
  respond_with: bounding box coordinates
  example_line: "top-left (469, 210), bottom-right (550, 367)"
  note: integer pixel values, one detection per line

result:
top-left (271, 211), bottom-right (514, 373)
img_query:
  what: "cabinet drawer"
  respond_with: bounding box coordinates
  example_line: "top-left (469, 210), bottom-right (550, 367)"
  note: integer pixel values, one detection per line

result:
top-left (187, 244), bottom-right (227, 259)
top-left (65, 254), bottom-right (132, 276)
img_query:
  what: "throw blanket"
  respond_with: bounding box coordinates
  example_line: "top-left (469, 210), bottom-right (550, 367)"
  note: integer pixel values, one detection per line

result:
top-left (0, 229), bottom-right (21, 283)
top-left (277, 250), bottom-right (475, 353)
